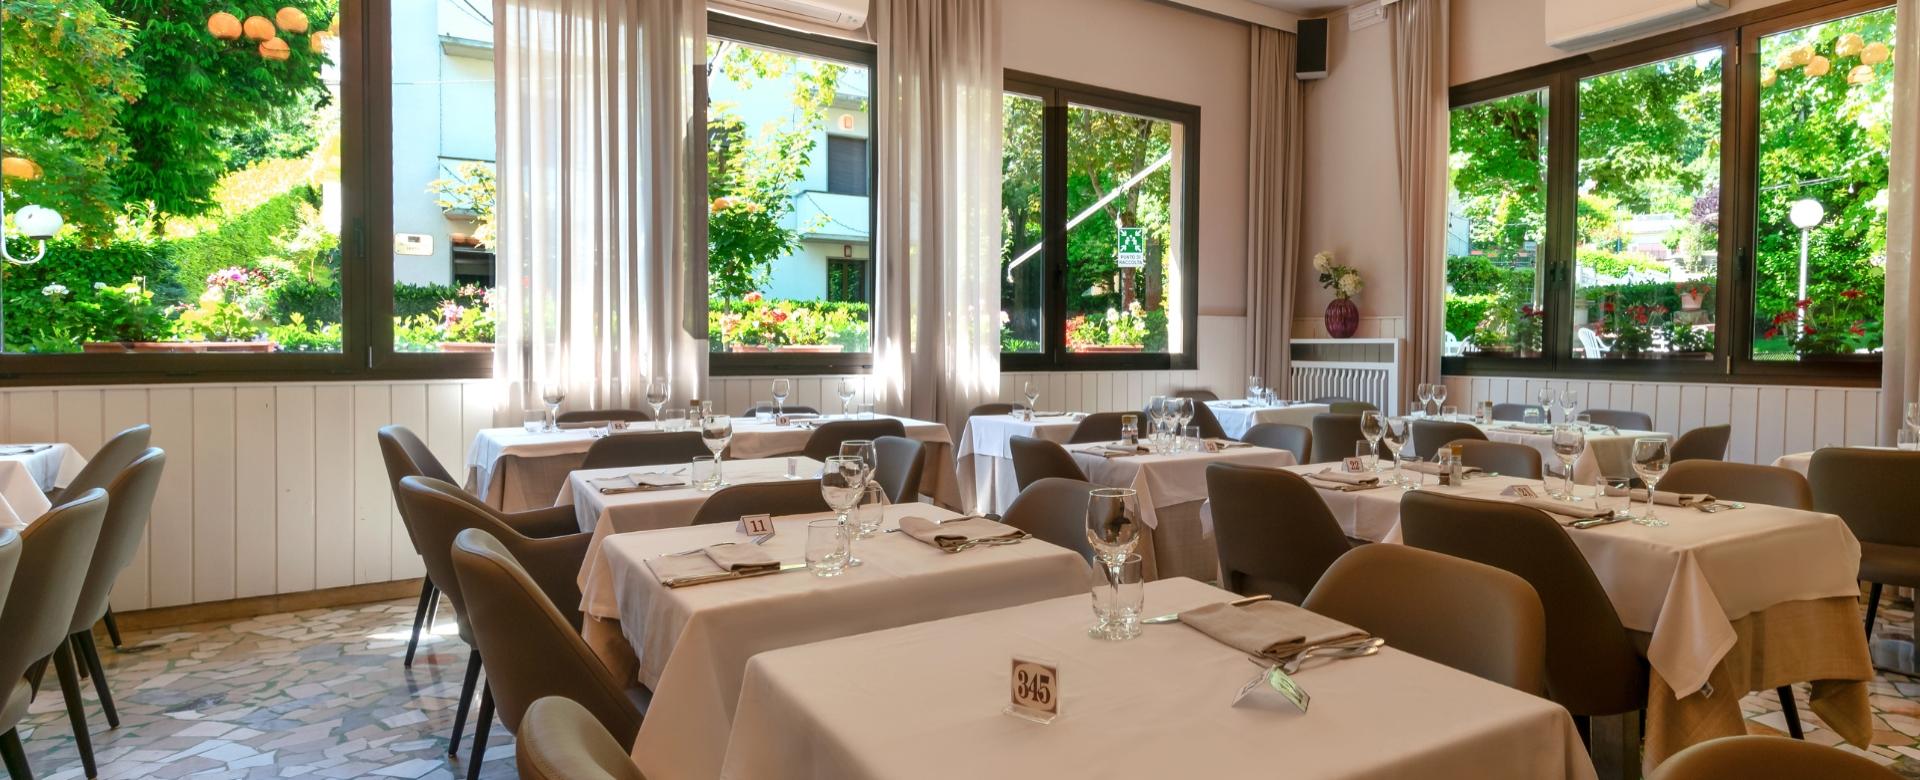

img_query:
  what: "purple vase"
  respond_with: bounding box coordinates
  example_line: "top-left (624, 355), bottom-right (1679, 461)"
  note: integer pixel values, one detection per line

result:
top-left (1325, 298), bottom-right (1359, 338)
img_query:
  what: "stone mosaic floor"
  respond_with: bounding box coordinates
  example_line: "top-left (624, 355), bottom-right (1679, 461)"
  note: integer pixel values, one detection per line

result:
top-left (12, 592), bottom-right (1920, 778)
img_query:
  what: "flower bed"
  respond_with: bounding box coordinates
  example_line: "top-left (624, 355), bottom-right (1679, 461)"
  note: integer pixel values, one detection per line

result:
top-left (710, 294), bottom-right (868, 352)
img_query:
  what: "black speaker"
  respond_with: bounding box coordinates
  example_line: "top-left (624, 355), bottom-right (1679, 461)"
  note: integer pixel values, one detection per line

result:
top-left (1297, 18), bottom-right (1328, 80)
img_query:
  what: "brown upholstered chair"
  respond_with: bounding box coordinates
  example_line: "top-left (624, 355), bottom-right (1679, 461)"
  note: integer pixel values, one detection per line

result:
top-left (1491, 403), bottom-right (1544, 422)
top-left (1174, 389), bottom-right (1220, 402)
top-left (873, 435), bottom-right (926, 505)
top-left (802, 419), bottom-right (905, 460)
top-left (63, 448), bottom-right (165, 737)
top-left (393, 476), bottom-right (594, 770)
top-left (516, 697), bottom-right (647, 780)
top-left (1309, 413), bottom-right (1366, 465)
top-left (1241, 423), bottom-right (1312, 463)
top-left (1662, 461), bottom-right (1811, 510)
top-left (580, 431), bottom-right (713, 470)
top-left (0, 490), bottom-right (109, 779)
top-left (1672, 424), bottom-right (1731, 462)
top-left (556, 409), bottom-right (653, 424)
top-left (1310, 396), bottom-right (1355, 405)
top-left (1327, 401), bottom-right (1378, 415)
top-left (1067, 412), bottom-right (1131, 444)
top-left (1410, 420), bottom-right (1487, 459)
top-left (1400, 491), bottom-right (1647, 720)
top-left (1650, 735), bottom-right (1897, 779)
top-left (740, 404), bottom-right (820, 417)
top-left (1809, 448), bottom-right (1920, 639)
top-left (1002, 478), bottom-right (1098, 564)
top-left (1009, 435), bottom-right (1087, 491)
top-left (1585, 409), bottom-right (1652, 431)
top-left (45, 424), bottom-right (150, 506)
top-left (966, 402), bottom-right (1015, 418)
top-left (452, 529), bottom-right (644, 779)
top-left (1185, 401), bottom-right (1230, 440)
top-left (1453, 440), bottom-right (1542, 479)
top-left (1206, 463), bottom-right (1352, 604)
top-left (688, 480), bottom-right (832, 526)
top-left (1304, 544), bottom-right (1546, 695)
top-left (0, 529), bottom-right (20, 776)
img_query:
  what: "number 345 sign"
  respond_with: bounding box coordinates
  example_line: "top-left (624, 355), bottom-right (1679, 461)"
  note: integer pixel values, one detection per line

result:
top-left (1006, 656), bottom-right (1060, 724)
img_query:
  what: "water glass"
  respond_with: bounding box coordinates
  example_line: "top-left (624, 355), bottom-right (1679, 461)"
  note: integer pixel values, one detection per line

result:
top-left (690, 456), bottom-right (718, 491)
top-left (1354, 440), bottom-right (1376, 471)
top-left (854, 483), bottom-right (886, 538)
top-left (1599, 478), bottom-right (1634, 519)
top-left (661, 409), bottom-right (689, 432)
top-left (1089, 553), bottom-right (1145, 641)
top-left (857, 403), bottom-right (876, 420)
top-left (1182, 425), bottom-right (1201, 452)
top-left (1901, 429), bottom-right (1920, 451)
top-left (1631, 438), bottom-right (1671, 527)
top-left (1550, 424), bottom-right (1586, 501)
top-left (805, 519), bottom-right (850, 577)
top-left (1441, 405), bottom-right (1458, 421)
top-left (522, 410), bottom-right (545, 433)
top-left (1086, 488), bottom-right (1139, 563)
top-left (838, 439), bottom-right (877, 475)
top-left (753, 402), bottom-right (775, 422)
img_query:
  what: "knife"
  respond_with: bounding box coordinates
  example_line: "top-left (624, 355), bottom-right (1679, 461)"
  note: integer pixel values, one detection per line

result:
top-left (1142, 594), bottom-right (1270, 624)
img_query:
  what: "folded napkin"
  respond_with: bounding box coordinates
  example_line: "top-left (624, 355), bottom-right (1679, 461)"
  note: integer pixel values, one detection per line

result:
top-left (1207, 438), bottom-right (1252, 450)
top-left (1499, 424), bottom-right (1553, 434)
top-left (591, 472), bottom-right (687, 494)
top-left (898, 515), bottom-right (1025, 552)
top-left (1515, 497), bottom-right (1611, 523)
top-left (645, 543), bottom-right (780, 586)
top-left (1400, 461), bottom-right (1482, 477)
top-left (1630, 489), bottom-right (1714, 507)
top-left (1309, 469), bottom-right (1378, 486)
top-left (1179, 600), bottom-right (1370, 662)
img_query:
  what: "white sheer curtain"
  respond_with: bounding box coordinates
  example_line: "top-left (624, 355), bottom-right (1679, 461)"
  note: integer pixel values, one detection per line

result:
top-left (870, 0), bottom-right (1003, 430)
top-left (493, 0), bottom-right (708, 418)
top-left (1389, 0), bottom-right (1449, 412)
top-left (1245, 26), bottom-right (1304, 387)
top-left (1880, 0), bottom-right (1917, 443)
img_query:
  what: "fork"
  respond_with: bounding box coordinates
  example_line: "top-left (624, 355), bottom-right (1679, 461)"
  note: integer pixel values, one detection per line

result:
top-left (1281, 638), bottom-right (1385, 674)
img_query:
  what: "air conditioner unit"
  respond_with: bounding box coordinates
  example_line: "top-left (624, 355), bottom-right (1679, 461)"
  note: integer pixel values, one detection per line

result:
top-left (715, 0), bottom-right (868, 31)
top-left (1546, 0), bottom-right (1728, 51)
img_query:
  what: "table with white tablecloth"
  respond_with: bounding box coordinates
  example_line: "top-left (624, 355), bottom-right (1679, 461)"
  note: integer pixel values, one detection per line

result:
top-left (0, 443), bottom-right (87, 530)
top-left (1409, 419), bottom-right (1671, 483)
top-left (1204, 400), bottom-right (1329, 440)
top-left (1069, 443), bottom-right (1296, 582)
top-left (954, 413), bottom-right (1082, 515)
top-left (718, 577), bottom-right (1597, 780)
top-left (589, 505), bottom-right (1090, 780)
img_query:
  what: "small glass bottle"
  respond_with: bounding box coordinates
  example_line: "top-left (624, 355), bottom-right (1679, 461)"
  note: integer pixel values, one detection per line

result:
top-left (1120, 414), bottom-right (1139, 446)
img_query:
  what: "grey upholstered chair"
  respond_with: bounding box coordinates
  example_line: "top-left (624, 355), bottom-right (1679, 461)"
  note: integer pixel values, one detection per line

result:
top-left (966, 402), bottom-right (1015, 418)
top-left (1585, 408), bottom-right (1652, 431)
top-left (1241, 423), bottom-right (1312, 463)
top-left (453, 529), bottom-right (644, 780)
top-left (1309, 413), bottom-right (1366, 465)
top-left (580, 431), bottom-right (713, 470)
top-left (1809, 448), bottom-right (1920, 640)
top-left (689, 480), bottom-right (833, 526)
top-left (1491, 403), bottom-right (1544, 422)
top-left (1185, 401), bottom-right (1230, 440)
top-left (1327, 401), bottom-right (1378, 415)
top-left (1400, 491), bottom-right (1646, 721)
top-left (1662, 461), bottom-right (1811, 510)
top-left (1409, 420), bottom-right (1488, 460)
top-left (1453, 440), bottom-right (1542, 479)
top-left (1174, 389), bottom-right (1220, 402)
top-left (44, 424), bottom-right (151, 649)
top-left (1206, 463), bottom-right (1352, 604)
top-left (63, 448), bottom-right (165, 738)
top-left (0, 490), bottom-right (109, 779)
top-left (1649, 735), bottom-right (1898, 780)
top-left (802, 419), bottom-right (905, 460)
top-left (556, 409), bottom-right (653, 424)
top-left (1672, 424), bottom-right (1732, 462)
top-left (1067, 412), bottom-right (1131, 444)
top-left (1009, 435), bottom-right (1087, 491)
top-left (873, 435), bottom-right (926, 505)
top-left (0, 529), bottom-right (19, 777)
top-left (516, 696), bottom-right (647, 780)
top-left (1002, 477), bottom-right (1098, 563)
top-left (1304, 544), bottom-right (1546, 695)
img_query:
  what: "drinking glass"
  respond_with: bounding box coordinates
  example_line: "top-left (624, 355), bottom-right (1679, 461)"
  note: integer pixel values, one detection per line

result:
top-left (854, 483), bottom-right (886, 539)
top-left (1906, 401), bottom-right (1920, 436)
top-left (1900, 429), bottom-right (1920, 451)
top-left (1522, 408), bottom-right (1543, 427)
top-left (1441, 405), bottom-right (1458, 421)
top-left (1172, 397), bottom-right (1194, 436)
top-left (1354, 441), bottom-right (1376, 471)
top-left (805, 518), bottom-right (849, 577)
top-left (857, 403), bottom-right (876, 420)
top-left (1247, 375), bottom-right (1265, 405)
top-left (1535, 386), bottom-right (1556, 425)
top-left (661, 409), bottom-right (689, 432)
top-left (837, 378), bottom-right (857, 418)
top-left (1599, 478), bottom-right (1634, 519)
top-left (752, 402), bottom-right (775, 422)
top-left (1431, 383), bottom-right (1449, 414)
top-left (1416, 384), bottom-right (1433, 417)
top-left (1145, 396), bottom-right (1168, 449)
top-left (645, 377), bottom-right (670, 424)
top-left (1360, 411), bottom-right (1385, 470)
top-left (1550, 424), bottom-right (1587, 500)
top-left (1559, 387), bottom-right (1581, 423)
top-left (1631, 438), bottom-right (1671, 527)
top-left (821, 456), bottom-right (871, 566)
top-left (540, 384), bottom-right (567, 432)
top-left (1024, 381), bottom-right (1041, 412)
top-left (1380, 417), bottom-right (1410, 487)
top-left (771, 378), bottom-right (791, 416)
top-left (1085, 488), bottom-right (1139, 563)
top-left (690, 456), bottom-right (718, 491)
top-left (1089, 553), bottom-right (1145, 641)
top-left (521, 410), bottom-right (544, 433)
top-left (838, 439), bottom-right (877, 481)
top-left (700, 415), bottom-right (734, 487)
top-left (1182, 425), bottom-right (1201, 452)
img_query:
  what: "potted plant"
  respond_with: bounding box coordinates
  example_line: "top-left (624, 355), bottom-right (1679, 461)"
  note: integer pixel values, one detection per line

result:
top-left (1661, 316), bottom-right (1714, 358)
top-left (1313, 251), bottom-right (1364, 338)
top-left (1065, 305), bottom-right (1149, 353)
top-left (1769, 289), bottom-right (1881, 357)
top-left (1509, 303), bottom-right (1545, 357)
top-left (1604, 299), bottom-right (1655, 357)
top-left (1677, 282), bottom-right (1710, 312)
top-left (81, 277), bottom-right (179, 353)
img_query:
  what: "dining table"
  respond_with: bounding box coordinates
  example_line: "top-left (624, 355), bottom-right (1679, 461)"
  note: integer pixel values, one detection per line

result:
top-left (1204, 399), bottom-right (1329, 440)
top-left (717, 577), bottom-right (1598, 780)
top-left (0, 443), bottom-right (88, 530)
top-left (1067, 441), bottom-right (1296, 582)
top-left (954, 412), bottom-right (1084, 515)
top-left (1411, 417), bottom-right (1671, 483)
top-left (586, 503), bottom-right (1091, 780)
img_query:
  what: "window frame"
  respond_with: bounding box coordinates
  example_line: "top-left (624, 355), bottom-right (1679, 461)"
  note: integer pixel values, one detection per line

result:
top-left (1443, 0), bottom-right (1890, 387)
top-left (1000, 70), bottom-right (1202, 373)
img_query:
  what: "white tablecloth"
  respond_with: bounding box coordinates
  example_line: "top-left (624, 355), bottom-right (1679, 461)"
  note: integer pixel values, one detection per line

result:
top-left (954, 414), bottom-right (1082, 514)
top-left (468, 414), bottom-right (958, 512)
top-left (0, 444), bottom-right (87, 530)
top-left (600, 505), bottom-right (1091, 780)
top-left (1205, 400), bottom-right (1329, 440)
top-left (1070, 443), bottom-right (1296, 581)
top-left (1410, 420), bottom-right (1671, 483)
top-left (719, 577), bottom-right (1597, 780)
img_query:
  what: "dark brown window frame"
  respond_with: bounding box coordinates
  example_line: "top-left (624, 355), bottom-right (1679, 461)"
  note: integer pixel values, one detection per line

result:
top-left (1444, 0), bottom-right (1890, 388)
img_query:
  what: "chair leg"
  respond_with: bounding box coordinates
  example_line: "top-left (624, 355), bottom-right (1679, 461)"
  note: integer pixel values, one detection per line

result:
top-left (51, 643), bottom-right (97, 779)
top-left (76, 633), bottom-right (118, 729)
top-left (1777, 686), bottom-right (1804, 739)
top-left (24, 657), bottom-right (47, 699)
top-left (404, 580), bottom-right (435, 668)
top-left (448, 649), bottom-right (481, 757)
top-left (1865, 582), bottom-right (1884, 639)
top-left (466, 685), bottom-right (494, 780)
top-left (0, 728), bottom-right (32, 780)
top-left (102, 609), bottom-right (123, 649)
top-left (425, 588), bottom-right (441, 631)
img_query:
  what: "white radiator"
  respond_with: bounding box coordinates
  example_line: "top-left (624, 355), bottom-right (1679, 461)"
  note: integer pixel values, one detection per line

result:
top-left (1289, 338), bottom-right (1402, 414)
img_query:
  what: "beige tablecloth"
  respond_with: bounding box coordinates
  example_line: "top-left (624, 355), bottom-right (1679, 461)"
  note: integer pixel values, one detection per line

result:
top-left (598, 505), bottom-right (1091, 780)
top-left (1205, 400), bottom-right (1329, 440)
top-left (1070, 444), bottom-right (1296, 581)
top-left (718, 577), bottom-right (1596, 780)
top-left (1473, 422), bottom-right (1669, 483)
top-left (0, 443), bottom-right (87, 530)
top-left (954, 414), bottom-right (1080, 515)
top-left (1771, 448), bottom-right (1905, 476)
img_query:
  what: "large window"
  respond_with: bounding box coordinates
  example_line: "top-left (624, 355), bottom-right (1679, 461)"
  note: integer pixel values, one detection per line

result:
top-left (1445, 0), bottom-right (1895, 384)
top-left (1001, 73), bottom-right (1199, 371)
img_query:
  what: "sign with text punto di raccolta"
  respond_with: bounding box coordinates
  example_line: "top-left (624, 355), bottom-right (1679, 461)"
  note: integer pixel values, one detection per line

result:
top-left (1116, 226), bottom-right (1146, 269)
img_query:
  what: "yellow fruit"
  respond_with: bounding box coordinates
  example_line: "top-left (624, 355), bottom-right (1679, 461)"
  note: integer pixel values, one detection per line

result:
top-left (1789, 43), bottom-right (1814, 66)
top-left (1775, 51), bottom-right (1798, 70)
top-left (1761, 68), bottom-right (1776, 87)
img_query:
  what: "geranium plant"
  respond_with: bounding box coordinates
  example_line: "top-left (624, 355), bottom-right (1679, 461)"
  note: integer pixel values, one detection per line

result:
top-left (1768, 289), bottom-right (1880, 356)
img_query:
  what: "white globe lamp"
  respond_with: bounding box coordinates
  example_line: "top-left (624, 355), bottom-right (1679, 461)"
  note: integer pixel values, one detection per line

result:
top-left (14, 205), bottom-right (62, 241)
top-left (1789, 198), bottom-right (1824, 334)
top-left (1789, 198), bottom-right (1825, 230)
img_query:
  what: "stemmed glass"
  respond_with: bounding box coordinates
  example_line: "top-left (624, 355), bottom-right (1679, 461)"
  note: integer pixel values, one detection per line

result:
top-left (1536, 386), bottom-right (1558, 425)
top-left (1416, 384), bottom-right (1434, 417)
top-left (1247, 376), bottom-right (1265, 405)
top-left (645, 378), bottom-right (670, 426)
top-left (1360, 411), bottom-right (1385, 471)
top-left (820, 456), bottom-right (871, 567)
top-left (540, 384), bottom-right (567, 432)
top-left (1023, 381), bottom-right (1041, 414)
top-left (1550, 424), bottom-right (1586, 500)
top-left (1171, 397), bottom-right (1195, 451)
top-left (1431, 383), bottom-right (1449, 419)
top-left (1631, 438), bottom-right (1671, 527)
top-left (837, 378), bottom-right (857, 418)
top-left (1145, 396), bottom-right (1168, 452)
top-left (838, 439), bottom-right (877, 477)
top-left (1905, 402), bottom-right (1919, 436)
top-left (1379, 417), bottom-right (1410, 487)
top-left (1558, 386), bottom-right (1581, 425)
top-left (700, 415), bottom-right (734, 487)
top-left (771, 378), bottom-right (791, 416)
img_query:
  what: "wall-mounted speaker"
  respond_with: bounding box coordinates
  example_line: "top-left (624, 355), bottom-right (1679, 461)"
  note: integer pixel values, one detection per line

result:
top-left (1297, 18), bottom-right (1328, 80)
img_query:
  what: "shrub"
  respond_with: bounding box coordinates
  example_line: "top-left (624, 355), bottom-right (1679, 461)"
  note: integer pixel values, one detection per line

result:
top-left (395, 282), bottom-right (488, 319)
top-left (266, 314), bottom-right (342, 352)
top-left (709, 296), bottom-right (870, 351)
top-left (170, 186), bottom-right (317, 299)
top-left (0, 239), bottom-right (181, 350)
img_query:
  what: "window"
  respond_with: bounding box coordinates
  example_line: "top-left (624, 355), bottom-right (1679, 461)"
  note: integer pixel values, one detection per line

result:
top-left (1444, 0), bottom-right (1895, 384)
top-left (705, 16), bottom-right (875, 374)
top-left (1001, 73), bottom-right (1200, 371)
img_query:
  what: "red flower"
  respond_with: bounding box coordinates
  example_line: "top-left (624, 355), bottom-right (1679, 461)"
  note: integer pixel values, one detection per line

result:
top-left (1841, 289), bottom-right (1862, 300)
top-left (1796, 299), bottom-right (1812, 309)
top-left (1804, 325), bottom-right (1818, 335)
top-left (744, 292), bottom-right (764, 303)
top-left (1850, 324), bottom-right (1866, 336)
top-left (1771, 312), bottom-right (1794, 326)
top-left (1764, 327), bottom-right (1779, 339)
top-left (1603, 301), bottom-right (1615, 314)
top-left (769, 309), bottom-right (789, 323)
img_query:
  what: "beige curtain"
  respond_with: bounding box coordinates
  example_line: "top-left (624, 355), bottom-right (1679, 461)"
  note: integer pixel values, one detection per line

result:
top-left (1245, 26), bottom-right (1304, 392)
top-left (1388, 0), bottom-right (1449, 414)
top-left (870, 0), bottom-right (1003, 432)
top-left (493, 0), bottom-right (708, 419)
top-left (1880, 0), bottom-right (1917, 443)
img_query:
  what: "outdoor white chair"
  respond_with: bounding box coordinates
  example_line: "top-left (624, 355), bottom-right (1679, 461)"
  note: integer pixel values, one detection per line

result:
top-left (1444, 331), bottom-right (1467, 357)
top-left (1576, 327), bottom-right (1611, 359)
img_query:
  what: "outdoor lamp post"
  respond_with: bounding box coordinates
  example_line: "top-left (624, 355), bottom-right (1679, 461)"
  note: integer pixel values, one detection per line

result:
top-left (1789, 198), bottom-right (1825, 334)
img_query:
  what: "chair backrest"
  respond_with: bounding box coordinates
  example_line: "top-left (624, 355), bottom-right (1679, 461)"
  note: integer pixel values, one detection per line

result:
top-left (516, 697), bottom-right (648, 780)
top-left (1577, 327), bottom-right (1609, 358)
top-left (1490, 403), bottom-right (1543, 422)
top-left (966, 402), bottom-right (1015, 418)
top-left (872, 436), bottom-right (925, 505)
top-left (1671, 424), bottom-right (1731, 462)
top-left (451, 529), bottom-right (643, 748)
top-left (1309, 396), bottom-right (1353, 405)
top-left (1454, 440), bottom-right (1542, 479)
top-left (57, 424), bottom-right (152, 500)
top-left (69, 448), bottom-right (165, 634)
top-left (1327, 401), bottom-right (1377, 415)
top-left (1173, 389), bottom-right (1219, 402)
top-left (377, 424), bottom-right (458, 491)
top-left (1205, 464), bottom-right (1350, 604)
top-left (1308, 413), bottom-right (1365, 465)
top-left (1400, 491), bottom-right (1644, 716)
top-left (1410, 420), bottom-right (1487, 460)
top-left (1241, 423), bottom-right (1312, 463)
top-left (0, 529), bottom-right (19, 644)
top-left (1809, 448), bottom-right (1920, 549)
top-left (1002, 478), bottom-right (1097, 563)
top-left (802, 419), bottom-right (906, 460)
top-left (1185, 401), bottom-right (1229, 440)
top-left (394, 476), bottom-right (539, 641)
top-left (1067, 412), bottom-right (1131, 444)
top-left (580, 431), bottom-right (713, 470)
top-left (1649, 735), bottom-right (1897, 780)
top-left (0, 489), bottom-right (108, 688)
top-left (556, 409), bottom-right (654, 424)
top-left (1662, 461), bottom-right (1811, 509)
top-left (1009, 435), bottom-right (1086, 491)
top-left (688, 480), bottom-right (832, 526)
top-left (1584, 408), bottom-right (1652, 431)
top-left (741, 404), bottom-right (821, 417)
top-left (1304, 544), bottom-right (1546, 695)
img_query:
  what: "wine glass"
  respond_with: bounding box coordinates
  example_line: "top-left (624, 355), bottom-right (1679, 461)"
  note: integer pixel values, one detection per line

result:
top-left (1431, 383), bottom-right (1449, 418)
top-left (700, 415), bottom-right (734, 487)
top-left (837, 378), bottom-right (857, 418)
top-left (1145, 396), bottom-right (1168, 451)
top-left (1631, 438), bottom-right (1671, 527)
top-left (1360, 410), bottom-right (1385, 471)
top-left (1416, 384), bottom-right (1434, 417)
top-left (1247, 375), bottom-right (1264, 405)
top-left (838, 439), bottom-right (877, 486)
top-left (820, 456), bottom-right (871, 567)
top-left (1558, 386), bottom-right (1581, 424)
top-left (1023, 381), bottom-right (1041, 413)
top-left (645, 377), bottom-right (670, 426)
top-left (1172, 397), bottom-right (1195, 451)
top-left (1085, 488), bottom-right (1139, 564)
top-left (1905, 401), bottom-right (1919, 436)
top-left (1536, 386), bottom-right (1557, 425)
top-left (539, 384), bottom-right (567, 432)
top-left (1550, 424), bottom-right (1586, 500)
top-left (1379, 417), bottom-right (1409, 487)
top-left (771, 378), bottom-right (791, 416)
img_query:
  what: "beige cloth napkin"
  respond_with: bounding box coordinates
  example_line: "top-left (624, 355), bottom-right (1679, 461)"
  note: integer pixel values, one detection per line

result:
top-left (645, 543), bottom-right (779, 586)
top-left (1629, 489), bottom-right (1714, 507)
top-left (1515, 497), bottom-right (1611, 522)
top-left (1310, 469), bottom-right (1378, 486)
top-left (898, 515), bottom-right (1024, 552)
top-left (1179, 600), bottom-right (1370, 662)
top-left (1500, 424), bottom-right (1552, 434)
top-left (592, 472), bottom-right (687, 493)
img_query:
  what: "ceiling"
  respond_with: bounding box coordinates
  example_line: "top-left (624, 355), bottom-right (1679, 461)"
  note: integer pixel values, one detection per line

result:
top-left (1248, 0), bottom-right (1345, 14)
